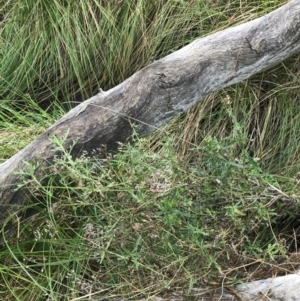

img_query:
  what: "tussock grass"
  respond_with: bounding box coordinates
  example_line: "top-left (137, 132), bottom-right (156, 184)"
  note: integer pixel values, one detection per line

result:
top-left (0, 0), bottom-right (285, 109)
top-left (1, 0), bottom-right (300, 300)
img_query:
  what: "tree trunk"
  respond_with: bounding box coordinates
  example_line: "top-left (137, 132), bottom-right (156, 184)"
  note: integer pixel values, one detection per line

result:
top-left (0, 0), bottom-right (300, 236)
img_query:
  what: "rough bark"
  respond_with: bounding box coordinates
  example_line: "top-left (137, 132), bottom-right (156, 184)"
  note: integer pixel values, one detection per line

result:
top-left (0, 0), bottom-right (300, 234)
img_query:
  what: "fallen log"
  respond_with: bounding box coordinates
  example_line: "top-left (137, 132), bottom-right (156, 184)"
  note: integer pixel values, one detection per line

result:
top-left (0, 0), bottom-right (300, 236)
top-left (236, 270), bottom-right (300, 300)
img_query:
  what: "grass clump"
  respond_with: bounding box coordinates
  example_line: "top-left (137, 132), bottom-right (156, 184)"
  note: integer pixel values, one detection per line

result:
top-left (0, 0), bottom-right (285, 111)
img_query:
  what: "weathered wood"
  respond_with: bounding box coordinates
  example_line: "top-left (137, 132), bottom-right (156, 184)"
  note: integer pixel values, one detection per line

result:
top-left (0, 0), bottom-right (300, 235)
top-left (236, 271), bottom-right (300, 301)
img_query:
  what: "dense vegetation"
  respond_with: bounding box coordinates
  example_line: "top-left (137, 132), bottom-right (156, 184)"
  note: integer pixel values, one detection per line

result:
top-left (0, 0), bottom-right (300, 300)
